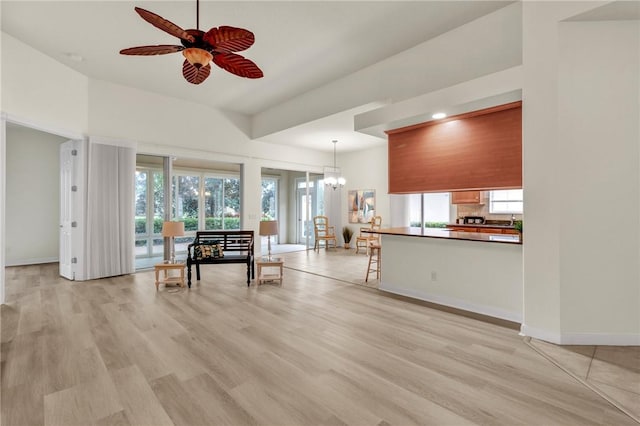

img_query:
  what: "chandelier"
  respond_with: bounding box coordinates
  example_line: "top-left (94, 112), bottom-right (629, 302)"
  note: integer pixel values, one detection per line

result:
top-left (325, 140), bottom-right (346, 190)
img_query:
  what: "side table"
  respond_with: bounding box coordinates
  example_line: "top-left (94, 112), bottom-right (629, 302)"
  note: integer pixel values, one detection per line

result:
top-left (154, 262), bottom-right (186, 290)
top-left (256, 257), bottom-right (284, 285)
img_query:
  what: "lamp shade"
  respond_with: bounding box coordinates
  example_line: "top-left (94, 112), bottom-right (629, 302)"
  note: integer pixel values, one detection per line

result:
top-left (259, 220), bottom-right (278, 236)
top-left (162, 221), bottom-right (185, 237)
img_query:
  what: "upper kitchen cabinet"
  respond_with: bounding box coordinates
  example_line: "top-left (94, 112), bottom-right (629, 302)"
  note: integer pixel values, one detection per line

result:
top-left (451, 191), bottom-right (482, 204)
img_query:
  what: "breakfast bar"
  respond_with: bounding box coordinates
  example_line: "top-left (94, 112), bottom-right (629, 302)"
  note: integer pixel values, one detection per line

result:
top-left (373, 227), bottom-right (523, 322)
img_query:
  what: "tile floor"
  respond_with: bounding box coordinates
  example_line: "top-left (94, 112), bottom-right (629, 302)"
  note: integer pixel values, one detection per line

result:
top-left (527, 338), bottom-right (639, 423)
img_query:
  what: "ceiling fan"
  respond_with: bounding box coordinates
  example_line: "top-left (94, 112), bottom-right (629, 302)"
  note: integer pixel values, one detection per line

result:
top-left (120, 0), bottom-right (263, 84)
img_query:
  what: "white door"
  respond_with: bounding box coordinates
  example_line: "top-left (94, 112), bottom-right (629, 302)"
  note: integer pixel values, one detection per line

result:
top-left (59, 140), bottom-right (75, 279)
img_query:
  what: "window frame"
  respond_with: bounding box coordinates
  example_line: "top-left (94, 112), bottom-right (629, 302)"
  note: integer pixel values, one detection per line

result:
top-left (489, 189), bottom-right (524, 214)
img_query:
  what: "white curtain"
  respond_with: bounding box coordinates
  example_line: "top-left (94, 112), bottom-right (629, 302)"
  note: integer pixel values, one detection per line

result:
top-left (85, 140), bottom-right (136, 279)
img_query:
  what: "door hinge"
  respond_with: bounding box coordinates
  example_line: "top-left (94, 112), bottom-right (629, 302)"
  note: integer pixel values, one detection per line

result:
top-left (71, 221), bottom-right (77, 228)
top-left (71, 149), bottom-right (78, 156)
top-left (71, 257), bottom-right (78, 264)
top-left (71, 185), bottom-right (78, 192)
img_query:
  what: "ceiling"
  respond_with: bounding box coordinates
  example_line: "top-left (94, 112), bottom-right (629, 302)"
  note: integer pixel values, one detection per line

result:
top-left (1, 1), bottom-right (512, 151)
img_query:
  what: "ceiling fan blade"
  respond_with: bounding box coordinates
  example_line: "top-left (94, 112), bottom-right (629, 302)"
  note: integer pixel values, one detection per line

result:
top-left (120, 45), bottom-right (184, 56)
top-left (182, 60), bottom-right (211, 85)
top-left (212, 53), bottom-right (263, 79)
top-left (204, 26), bottom-right (255, 53)
top-left (135, 7), bottom-right (195, 43)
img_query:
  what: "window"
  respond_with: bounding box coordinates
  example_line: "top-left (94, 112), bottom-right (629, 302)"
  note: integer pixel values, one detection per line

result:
top-left (489, 189), bottom-right (523, 214)
top-left (409, 192), bottom-right (451, 228)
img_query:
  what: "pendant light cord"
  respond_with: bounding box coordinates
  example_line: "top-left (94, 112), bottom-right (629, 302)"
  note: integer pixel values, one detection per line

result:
top-left (196, 0), bottom-right (200, 31)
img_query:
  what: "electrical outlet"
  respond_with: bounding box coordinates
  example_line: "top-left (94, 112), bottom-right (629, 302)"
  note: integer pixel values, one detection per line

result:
top-left (431, 271), bottom-right (437, 282)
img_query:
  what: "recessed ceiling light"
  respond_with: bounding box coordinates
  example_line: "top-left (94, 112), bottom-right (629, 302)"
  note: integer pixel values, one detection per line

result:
top-left (64, 53), bottom-right (84, 62)
top-left (432, 112), bottom-right (447, 119)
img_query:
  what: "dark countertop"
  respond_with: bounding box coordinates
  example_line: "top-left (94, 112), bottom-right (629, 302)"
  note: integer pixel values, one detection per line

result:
top-left (448, 223), bottom-right (516, 230)
top-left (364, 227), bottom-right (522, 245)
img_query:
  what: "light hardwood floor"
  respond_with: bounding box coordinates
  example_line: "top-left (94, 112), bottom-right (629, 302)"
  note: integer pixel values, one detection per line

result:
top-left (1, 254), bottom-right (636, 426)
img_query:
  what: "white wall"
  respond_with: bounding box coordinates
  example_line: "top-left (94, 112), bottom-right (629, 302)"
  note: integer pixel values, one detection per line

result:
top-left (1, 33), bottom-right (89, 134)
top-left (522, 1), bottom-right (640, 345)
top-left (339, 145), bottom-right (389, 229)
top-left (5, 126), bottom-right (67, 265)
top-left (557, 20), bottom-right (639, 342)
top-left (88, 79), bottom-right (331, 168)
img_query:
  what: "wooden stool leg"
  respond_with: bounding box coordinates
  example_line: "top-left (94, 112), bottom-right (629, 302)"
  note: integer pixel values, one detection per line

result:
top-left (366, 248), bottom-right (374, 282)
top-left (366, 246), bottom-right (381, 282)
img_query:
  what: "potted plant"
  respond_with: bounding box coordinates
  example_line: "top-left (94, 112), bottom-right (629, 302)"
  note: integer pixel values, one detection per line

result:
top-left (342, 226), bottom-right (354, 249)
top-left (514, 220), bottom-right (523, 242)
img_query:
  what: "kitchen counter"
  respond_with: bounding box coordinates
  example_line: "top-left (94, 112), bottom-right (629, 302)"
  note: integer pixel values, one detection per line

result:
top-left (367, 227), bottom-right (521, 244)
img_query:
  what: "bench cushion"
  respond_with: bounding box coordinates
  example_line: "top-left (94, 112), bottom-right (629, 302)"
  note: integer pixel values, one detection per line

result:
top-left (194, 243), bottom-right (224, 259)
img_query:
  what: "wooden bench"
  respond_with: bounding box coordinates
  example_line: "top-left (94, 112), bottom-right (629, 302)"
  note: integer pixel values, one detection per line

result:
top-left (186, 230), bottom-right (255, 287)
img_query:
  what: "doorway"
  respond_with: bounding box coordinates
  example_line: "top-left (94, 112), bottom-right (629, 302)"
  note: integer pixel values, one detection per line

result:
top-left (1, 118), bottom-right (84, 303)
top-left (5, 124), bottom-right (69, 267)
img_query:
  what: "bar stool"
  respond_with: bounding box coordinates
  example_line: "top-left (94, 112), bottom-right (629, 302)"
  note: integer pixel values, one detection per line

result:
top-left (366, 242), bottom-right (381, 282)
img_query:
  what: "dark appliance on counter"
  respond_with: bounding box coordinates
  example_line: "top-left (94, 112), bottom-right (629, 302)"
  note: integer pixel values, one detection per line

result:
top-left (463, 216), bottom-right (485, 224)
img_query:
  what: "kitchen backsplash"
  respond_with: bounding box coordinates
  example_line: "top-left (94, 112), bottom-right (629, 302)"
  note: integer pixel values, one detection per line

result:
top-left (454, 191), bottom-right (523, 222)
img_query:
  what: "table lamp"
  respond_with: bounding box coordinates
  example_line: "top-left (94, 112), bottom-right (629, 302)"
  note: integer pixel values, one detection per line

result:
top-left (259, 220), bottom-right (278, 260)
top-left (162, 221), bottom-right (185, 264)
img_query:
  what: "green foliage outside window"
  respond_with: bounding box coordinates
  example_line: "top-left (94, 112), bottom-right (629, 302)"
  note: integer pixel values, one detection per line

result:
top-left (409, 221), bottom-right (448, 228)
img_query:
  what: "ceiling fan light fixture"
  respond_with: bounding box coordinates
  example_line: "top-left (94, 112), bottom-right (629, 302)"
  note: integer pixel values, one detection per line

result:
top-left (183, 47), bottom-right (213, 68)
top-left (121, 3), bottom-right (263, 83)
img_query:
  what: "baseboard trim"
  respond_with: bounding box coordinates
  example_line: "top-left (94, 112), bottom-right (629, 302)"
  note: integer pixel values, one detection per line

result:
top-left (379, 281), bottom-right (522, 324)
top-left (520, 324), bottom-right (562, 344)
top-left (5, 257), bottom-right (58, 267)
top-left (520, 324), bottom-right (640, 346)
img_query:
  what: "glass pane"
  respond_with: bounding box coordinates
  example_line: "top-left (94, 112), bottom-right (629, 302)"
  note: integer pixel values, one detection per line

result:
top-left (175, 236), bottom-right (192, 255)
top-left (204, 177), bottom-right (223, 230)
top-left (423, 192), bottom-right (450, 226)
top-left (224, 178), bottom-right (241, 230)
top-left (261, 178), bottom-right (277, 220)
top-left (490, 189), bottom-right (523, 214)
top-left (408, 194), bottom-right (422, 227)
top-left (152, 238), bottom-right (164, 255)
top-left (174, 175), bottom-right (200, 231)
top-left (315, 178), bottom-right (324, 216)
top-left (135, 239), bottom-right (148, 257)
top-left (135, 171), bottom-right (147, 235)
top-left (153, 171), bottom-right (164, 234)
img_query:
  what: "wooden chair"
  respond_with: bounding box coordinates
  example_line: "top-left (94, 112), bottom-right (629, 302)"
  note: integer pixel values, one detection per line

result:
top-left (313, 216), bottom-right (337, 252)
top-left (355, 216), bottom-right (382, 254)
